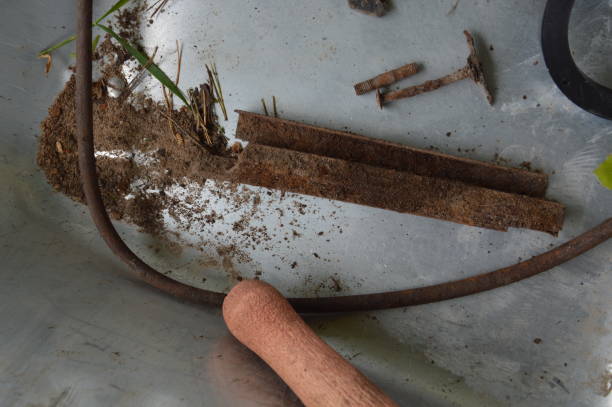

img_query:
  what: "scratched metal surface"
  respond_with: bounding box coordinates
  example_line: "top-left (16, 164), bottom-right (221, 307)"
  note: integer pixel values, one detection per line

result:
top-left (1, 0), bottom-right (611, 406)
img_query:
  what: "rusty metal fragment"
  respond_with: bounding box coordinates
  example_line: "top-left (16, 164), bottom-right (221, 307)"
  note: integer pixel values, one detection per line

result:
top-left (235, 110), bottom-right (549, 197)
top-left (354, 63), bottom-right (419, 95)
top-left (378, 31), bottom-right (493, 107)
top-left (229, 143), bottom-right (564, 234)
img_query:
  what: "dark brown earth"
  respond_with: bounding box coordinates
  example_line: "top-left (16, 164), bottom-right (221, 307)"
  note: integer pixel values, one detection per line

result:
top-left (37, 42), bottom-right (235, 236)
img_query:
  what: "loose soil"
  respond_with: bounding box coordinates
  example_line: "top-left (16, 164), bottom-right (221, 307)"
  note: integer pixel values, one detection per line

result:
top-left (37, 68), bottom-right (235, 236)
top-left (39, 4), bottom-right (235, 239)
top-left (37, 31), bottom-right (320, 276)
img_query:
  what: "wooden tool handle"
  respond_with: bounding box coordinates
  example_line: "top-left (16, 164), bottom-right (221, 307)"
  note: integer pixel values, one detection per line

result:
top-left (222, 280), bottom-right (399, 407)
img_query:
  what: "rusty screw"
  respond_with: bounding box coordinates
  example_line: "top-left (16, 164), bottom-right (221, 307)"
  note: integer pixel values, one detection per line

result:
top-left (377, 31), bottom-right (493, 108)
top-left (354, 62), bottom-right (420, 95)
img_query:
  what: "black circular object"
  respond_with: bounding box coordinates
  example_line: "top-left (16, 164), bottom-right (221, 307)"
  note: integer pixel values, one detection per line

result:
top-left (542, 0), bottom-right (612, 120)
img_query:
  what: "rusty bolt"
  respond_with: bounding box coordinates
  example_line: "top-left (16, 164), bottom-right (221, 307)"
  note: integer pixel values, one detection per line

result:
top-left (354, 62), bottom-right (420, 95)
top-left (377, 31), bottom-right (493, 108)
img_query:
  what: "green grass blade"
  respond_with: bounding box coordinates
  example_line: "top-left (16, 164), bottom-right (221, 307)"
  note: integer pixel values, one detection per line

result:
top-left (37, 0), bottom-right (134, 56)
top-left (211, 63), bottom-right (228, 120)
top-left (38, 35), bottom-right (76, 56)
top-left (96, 24), bottom-right (189, 106)
top-left (68, 35), bottom-right (102, 58)
top-left (92, 35), bottom-right (101, 52)
top-left (594, 154), bottom-right (612, 189)
top-left (95, 0), bottom-right (134, 24)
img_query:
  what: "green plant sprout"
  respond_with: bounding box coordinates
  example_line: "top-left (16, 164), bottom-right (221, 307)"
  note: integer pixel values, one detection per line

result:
top-left (39, 1), bottom-right (228, 147)
top-left (92, 34), bottom-right (101, 52)
top-left (594, 155), bottom-right (612, 190)
top-left (68, 35), bottom-right (101, 58)
top-left (96, 24), bottom-right (189, 106)
top-left (37, 0), bottom-right (133, 57)
top-left (98, 24), bottom-right (228, 146)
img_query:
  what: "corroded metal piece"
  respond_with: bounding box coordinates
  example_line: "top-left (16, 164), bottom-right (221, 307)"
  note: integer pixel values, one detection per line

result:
top-left (354, 63), bottom-right (419, 95)
top-left (235, 110), bottom-right (548, 197)
top-left (378, 31), bottom-right (493, 107)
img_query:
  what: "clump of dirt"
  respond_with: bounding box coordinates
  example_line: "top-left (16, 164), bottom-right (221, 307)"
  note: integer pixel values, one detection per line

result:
top-left (38, 34), bottom-right (235, 237)
top-left (114, 3), bottom-right (145, 42)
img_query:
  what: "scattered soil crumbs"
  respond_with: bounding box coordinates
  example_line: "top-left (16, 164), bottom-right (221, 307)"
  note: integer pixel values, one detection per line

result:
top-left (37, 20), bottom-right (341, 279)
top-left (114, 4), bottom-right (145, 43)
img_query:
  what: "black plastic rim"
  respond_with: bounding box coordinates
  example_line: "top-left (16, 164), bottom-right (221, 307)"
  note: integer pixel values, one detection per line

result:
top-left (541, 0), bottom-right (612, 120)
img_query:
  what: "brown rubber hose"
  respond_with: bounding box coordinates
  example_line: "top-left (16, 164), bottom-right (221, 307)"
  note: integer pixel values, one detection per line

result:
top-left (75, 0), bottom-right (612, 313)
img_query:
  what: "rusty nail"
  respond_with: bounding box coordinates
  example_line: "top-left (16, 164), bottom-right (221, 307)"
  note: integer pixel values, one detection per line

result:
top-left (377, 31), bottom-right (493, 108)
top-left (354, 62), bottom-right (420, 95)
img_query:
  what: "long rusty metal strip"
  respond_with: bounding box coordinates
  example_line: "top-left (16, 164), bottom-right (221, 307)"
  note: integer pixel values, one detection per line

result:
top-left (235, 110), bottom-right (549, 198)
top-left (230, 144), bottom-right (564, 234)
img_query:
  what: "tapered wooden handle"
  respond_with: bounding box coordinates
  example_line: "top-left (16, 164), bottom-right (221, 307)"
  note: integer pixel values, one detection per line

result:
top-left (222, 280), bottom-right (399, 407)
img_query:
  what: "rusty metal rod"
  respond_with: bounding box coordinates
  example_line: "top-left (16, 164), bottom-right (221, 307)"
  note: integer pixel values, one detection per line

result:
top-left (76, 0), bottom-right (612, 313)
top-left (377, 66), bottom-right (469, 106)
top-left (354, 62), bottom-right (419, 95)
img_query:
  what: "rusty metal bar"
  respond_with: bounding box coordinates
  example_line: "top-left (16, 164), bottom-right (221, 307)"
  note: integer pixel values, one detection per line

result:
top-left (354, 62), bottom-right (419, 95)
top-left (235, 110), bottom-right (549, 198)
top-left (230, 144), bottom-right (564, 234)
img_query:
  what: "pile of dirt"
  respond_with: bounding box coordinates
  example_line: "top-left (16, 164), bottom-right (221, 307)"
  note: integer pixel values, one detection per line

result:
top-left (37, 25), bottom-right (321, 274)
top-left (38, 35), bottom-right (235, 237)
